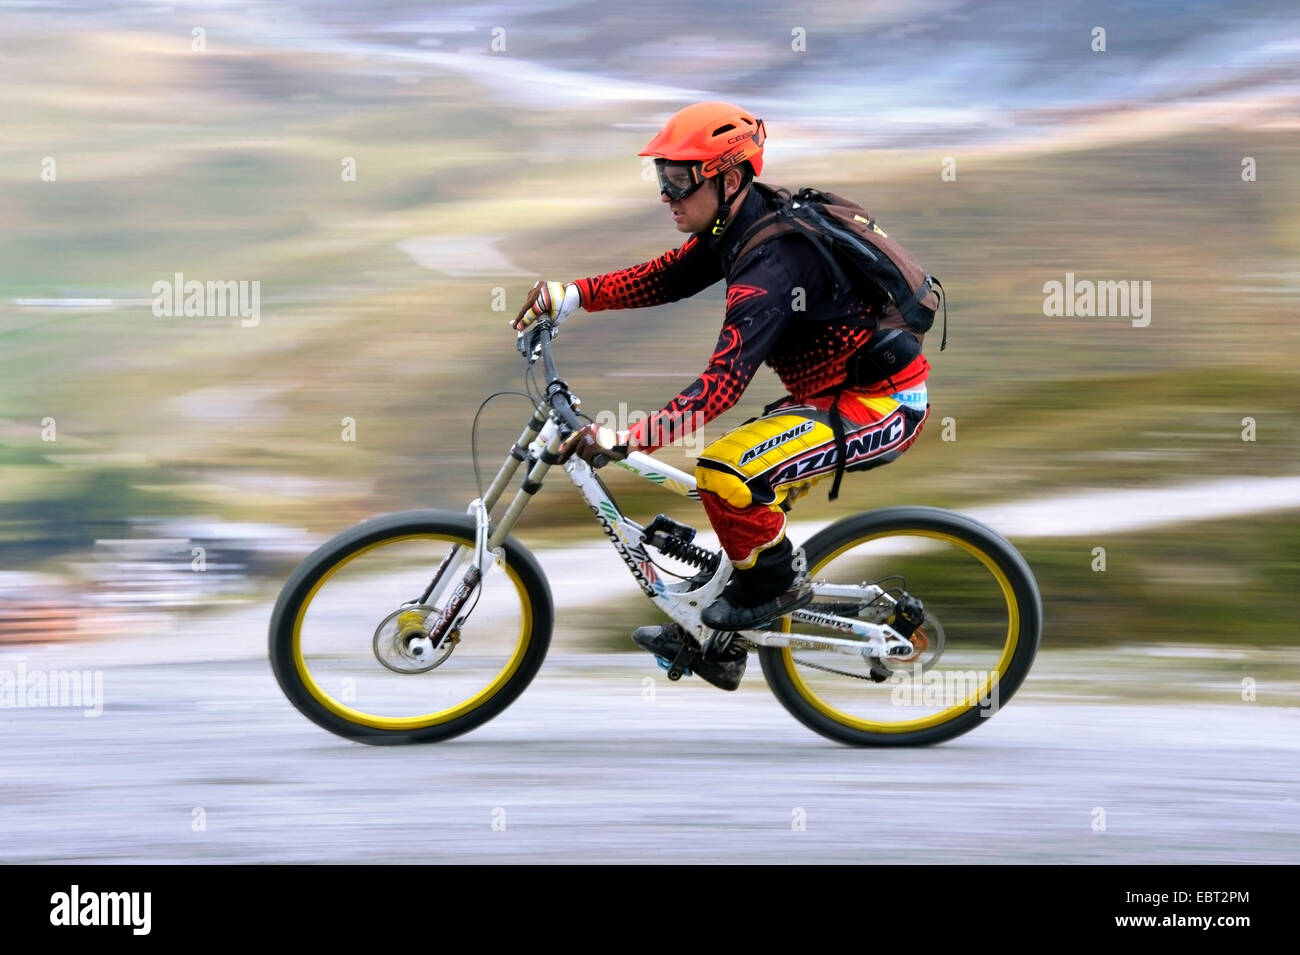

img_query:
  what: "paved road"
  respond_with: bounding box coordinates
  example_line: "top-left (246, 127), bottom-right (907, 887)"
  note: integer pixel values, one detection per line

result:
top-left (2, 629), bottom-right (1297, 863)
top-left (5, 483), bottom-right (1299, 864)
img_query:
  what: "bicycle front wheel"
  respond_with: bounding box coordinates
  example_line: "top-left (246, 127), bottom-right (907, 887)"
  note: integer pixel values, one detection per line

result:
top-left (760, 506), bottom-right (1042, 746)
top-left (269, 510), bottom-right (553, 744)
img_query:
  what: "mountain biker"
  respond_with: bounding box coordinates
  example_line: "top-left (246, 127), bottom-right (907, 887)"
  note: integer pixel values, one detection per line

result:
top-left (512, 101), bottom-right (931, 690)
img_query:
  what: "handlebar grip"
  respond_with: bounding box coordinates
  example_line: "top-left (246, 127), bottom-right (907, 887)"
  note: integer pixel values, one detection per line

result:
top-left (517, 320), bottom-right (550, 359)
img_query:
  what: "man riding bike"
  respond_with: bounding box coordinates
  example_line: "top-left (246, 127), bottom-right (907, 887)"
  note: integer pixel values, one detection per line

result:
top-left (511, 101), bottom-right (931, 691)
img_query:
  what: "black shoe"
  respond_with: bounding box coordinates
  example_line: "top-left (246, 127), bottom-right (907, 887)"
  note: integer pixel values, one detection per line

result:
top-left (700, 581), bottom-right (814, 631)
top-left (631, 622), bottom-right (693, 660)
top-left (631, 623), bottom-right (747, 692)
top-left (701, 539), bottom-right (812, 630)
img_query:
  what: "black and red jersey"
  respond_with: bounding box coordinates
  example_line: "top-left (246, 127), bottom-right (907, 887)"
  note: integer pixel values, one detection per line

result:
top-left (573, 187), bottom-right (929, 453)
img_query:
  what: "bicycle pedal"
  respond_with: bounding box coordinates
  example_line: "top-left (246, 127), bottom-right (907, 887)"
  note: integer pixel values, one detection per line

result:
top-left (655, 655), bottom-right (693, 679)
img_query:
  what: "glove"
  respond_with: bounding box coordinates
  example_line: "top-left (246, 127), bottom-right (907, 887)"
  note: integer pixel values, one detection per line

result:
top-left (558, 424), bottom-right (631, 468)
top-left (511, 280), bottom-right (583, 333)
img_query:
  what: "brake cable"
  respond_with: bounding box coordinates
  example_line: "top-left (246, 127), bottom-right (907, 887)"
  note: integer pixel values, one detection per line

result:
top-left (471, 390), bottom-right (538, 504)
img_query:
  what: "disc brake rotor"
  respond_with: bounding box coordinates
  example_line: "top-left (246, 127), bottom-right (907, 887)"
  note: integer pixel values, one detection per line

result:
top-left (891, 611), bottom-right (947, 665)
top-left (372, 605), bottom-right (457, 674)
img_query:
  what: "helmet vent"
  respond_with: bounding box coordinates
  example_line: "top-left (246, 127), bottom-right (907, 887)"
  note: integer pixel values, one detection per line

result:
top-left (711, 123), bottom-right (737, 135)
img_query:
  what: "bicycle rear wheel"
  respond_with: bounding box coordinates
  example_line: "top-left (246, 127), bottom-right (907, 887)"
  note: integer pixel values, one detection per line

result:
top-left (760, 506), bottom-right (1042, 746)
top-left (269, 510), bottom-right (553, 744)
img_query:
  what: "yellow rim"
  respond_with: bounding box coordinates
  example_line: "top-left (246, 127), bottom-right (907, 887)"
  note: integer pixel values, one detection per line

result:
top-left (292, 533), bottom-right (533, 731)
top-left (781, 529), bottom-right (1020, 733)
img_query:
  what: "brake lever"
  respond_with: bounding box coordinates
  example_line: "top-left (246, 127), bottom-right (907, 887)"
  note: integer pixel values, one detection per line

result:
top-left (516, 321), bottom-right (552, 361)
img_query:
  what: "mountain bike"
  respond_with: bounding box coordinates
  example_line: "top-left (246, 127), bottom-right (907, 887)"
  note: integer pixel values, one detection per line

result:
top-left (269, 323), bottom-right (1042, 746)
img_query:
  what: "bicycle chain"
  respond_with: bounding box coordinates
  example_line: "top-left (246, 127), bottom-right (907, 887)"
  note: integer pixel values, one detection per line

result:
top-left (792, 655), bottom-right (889, 681)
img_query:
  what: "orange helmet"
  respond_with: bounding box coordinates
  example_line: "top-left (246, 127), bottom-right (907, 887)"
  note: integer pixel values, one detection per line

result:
top-left (639, 102), bottom-right (766, 179)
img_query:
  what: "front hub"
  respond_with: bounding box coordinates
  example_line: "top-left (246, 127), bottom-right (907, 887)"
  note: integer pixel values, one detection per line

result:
top-left (372, 606), bottom-right (457, 673)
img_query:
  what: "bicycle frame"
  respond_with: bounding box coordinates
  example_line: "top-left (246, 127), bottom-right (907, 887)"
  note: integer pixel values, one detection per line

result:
top-left (422, 326), bottom-right (917, 662)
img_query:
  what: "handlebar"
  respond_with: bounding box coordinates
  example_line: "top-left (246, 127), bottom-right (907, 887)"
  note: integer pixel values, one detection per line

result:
top-left (517, 323), bottom-right (614, 467)
top-left (518, 322), bottom-right (585, 434)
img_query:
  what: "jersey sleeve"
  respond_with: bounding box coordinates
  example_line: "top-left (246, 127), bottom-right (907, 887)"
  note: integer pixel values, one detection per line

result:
top-left (574, 234), bottom-right (722, 311)
top-left (628, 254), bottom-right (796, 453)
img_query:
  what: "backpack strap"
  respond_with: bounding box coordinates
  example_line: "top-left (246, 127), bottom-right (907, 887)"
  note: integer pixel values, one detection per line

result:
top-left (896, 275), bottom-right (931, 324)
top-left (727, 215), bottom-right (796, 276)
top-left (893, 274), bottom-right (947, 350)
top-left (827, 390), bottom-right (848, 502)
top-left (725, 188), bottom-right (852, 299)
top-left (758, 390), bottom-right (848, 502)
top-left (785, 217), bottom-right (852, 298)
top-left (724, 182), bottom-right (792, 270)
top-left (933, 276), bottom-right (947, 351)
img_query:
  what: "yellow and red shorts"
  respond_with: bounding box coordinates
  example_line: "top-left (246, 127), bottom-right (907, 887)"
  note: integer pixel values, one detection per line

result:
top-left (695, 390), bottom-right (929, 566)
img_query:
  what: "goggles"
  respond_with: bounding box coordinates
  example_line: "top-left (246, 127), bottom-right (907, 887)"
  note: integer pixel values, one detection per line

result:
top-left (654, 159), bottom-right (709, 200)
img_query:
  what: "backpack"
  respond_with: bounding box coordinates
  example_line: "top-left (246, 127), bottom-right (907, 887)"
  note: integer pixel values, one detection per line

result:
top-left (726, 182), bottom-right (947, 500)
top-left (728, 182), bottom-right (946, 352)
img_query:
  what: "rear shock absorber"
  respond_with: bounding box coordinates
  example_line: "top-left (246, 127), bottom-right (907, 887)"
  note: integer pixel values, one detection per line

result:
top-left (643, 514), bottom-right (720, 576)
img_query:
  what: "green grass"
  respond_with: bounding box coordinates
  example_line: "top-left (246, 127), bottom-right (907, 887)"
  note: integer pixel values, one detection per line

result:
top-left (1020, 513), bottom-right (1300, 647)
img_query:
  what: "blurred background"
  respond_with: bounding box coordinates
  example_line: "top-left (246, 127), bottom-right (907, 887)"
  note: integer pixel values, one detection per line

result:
top-left (1, 0), bottom-right (1298, 652)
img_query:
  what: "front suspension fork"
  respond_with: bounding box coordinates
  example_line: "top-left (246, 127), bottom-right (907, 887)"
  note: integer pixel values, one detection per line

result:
top-left (423, 409), bottom-right (565, 643)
